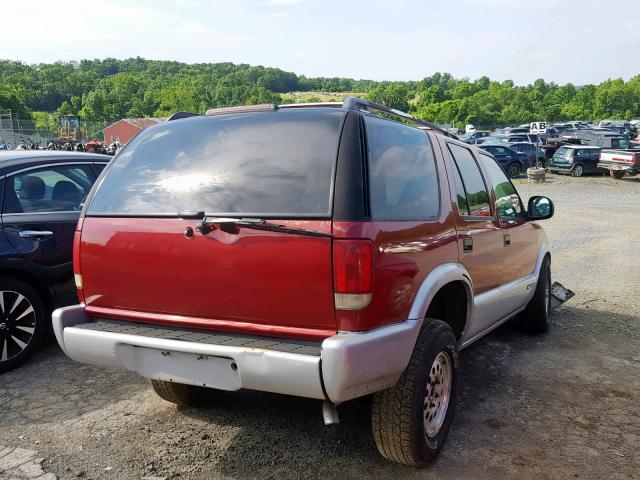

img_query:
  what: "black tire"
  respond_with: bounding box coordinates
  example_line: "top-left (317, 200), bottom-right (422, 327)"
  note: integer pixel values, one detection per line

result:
top-left (372, 319), bottom-right (459, 467)
top-left (610, 170), bottom-right (625, 180)
top-left (151, 379), bottom-right (216, 407)
top-left (520, 256), bottom-right (551, 333)
top-left (507, 163), bottom-right (522, 178)
top-left (0, 278), bottom-right (46, 373)
top-left (571, 164), bottom-right (584, 177)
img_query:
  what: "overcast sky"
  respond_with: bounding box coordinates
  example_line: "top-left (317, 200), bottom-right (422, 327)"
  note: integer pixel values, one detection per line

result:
top-left (1, 0), bottom-right (638, 85)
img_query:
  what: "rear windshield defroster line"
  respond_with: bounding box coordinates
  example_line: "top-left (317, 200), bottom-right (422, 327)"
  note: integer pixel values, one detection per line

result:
top-left (86, 109), bottom-right (346, 217)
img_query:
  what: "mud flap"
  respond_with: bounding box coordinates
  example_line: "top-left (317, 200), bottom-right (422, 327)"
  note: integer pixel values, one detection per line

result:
top-left (550, 282), bottom-right (575, 310)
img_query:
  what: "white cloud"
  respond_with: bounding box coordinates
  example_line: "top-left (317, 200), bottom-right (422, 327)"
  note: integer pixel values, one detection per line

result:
top-left (171, 0), bottom-right (204, 7)
top-left (265, 0), bottom-right (304, 6)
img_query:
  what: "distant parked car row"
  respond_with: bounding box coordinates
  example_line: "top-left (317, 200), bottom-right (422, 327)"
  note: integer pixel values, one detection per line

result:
top-left (457, 120), bottom-right (640, 178)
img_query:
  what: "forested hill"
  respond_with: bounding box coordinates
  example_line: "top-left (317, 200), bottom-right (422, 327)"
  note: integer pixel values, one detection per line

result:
top-left (0, 57), bottom-right (638, 128)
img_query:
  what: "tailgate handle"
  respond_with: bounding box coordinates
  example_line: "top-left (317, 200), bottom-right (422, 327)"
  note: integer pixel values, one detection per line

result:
top-left (503, 234), bottom-right (511, 246)
top-left (19, 230), bottom-right (54, 240)
top-left (462, 235), bottom-right (473, 252)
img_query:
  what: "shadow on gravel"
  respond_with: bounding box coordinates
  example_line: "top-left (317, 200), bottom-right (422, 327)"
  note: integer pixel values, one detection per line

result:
top-left (178, 305), bottom-right (640, 480)
top-left (176, 320), bottom-right (550, 480)
top-left (0, 335), bottom-right (148, 427)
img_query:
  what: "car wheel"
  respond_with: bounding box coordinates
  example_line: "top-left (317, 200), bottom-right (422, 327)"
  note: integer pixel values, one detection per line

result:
top-left (151, 379), bottom-right (217, 407)
top-left (372, 319), bottom-right (458, 466)
top-left (0, 278), bottom-right (46, 373)
top-left (507, 163), bottom-right (522, 178)
top-left (571, 164), bottom-right (584, 177)
top-left (519, 256), bottom-right (551, 334)
top-left (610, 170), bottom-right (625, 180)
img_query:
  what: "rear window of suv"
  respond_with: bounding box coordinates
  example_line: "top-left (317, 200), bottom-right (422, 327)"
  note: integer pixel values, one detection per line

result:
top-left (87, 109), bottom-right (346, 217)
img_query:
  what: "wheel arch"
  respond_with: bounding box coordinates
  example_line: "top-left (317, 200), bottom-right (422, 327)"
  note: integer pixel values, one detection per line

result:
top-left (408, 263), bottom-right (473, 340)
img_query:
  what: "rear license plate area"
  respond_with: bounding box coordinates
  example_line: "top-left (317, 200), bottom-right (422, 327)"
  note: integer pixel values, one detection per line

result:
top-left (116, 345), bottom-right (241, 390)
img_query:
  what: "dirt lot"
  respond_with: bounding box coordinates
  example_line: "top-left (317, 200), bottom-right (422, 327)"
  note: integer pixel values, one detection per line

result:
top-left (1, 174), bottom-right (639, 480)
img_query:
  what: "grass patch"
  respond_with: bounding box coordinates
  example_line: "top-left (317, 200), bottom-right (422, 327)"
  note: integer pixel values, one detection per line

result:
top-left (280, 91), bottom-right (366, 103)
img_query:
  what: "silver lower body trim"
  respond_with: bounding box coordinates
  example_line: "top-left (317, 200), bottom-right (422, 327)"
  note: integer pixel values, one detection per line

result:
top-left (52, 306), bottom-right (324, 400)
top-left (52, 306), bottom-right (424, 404)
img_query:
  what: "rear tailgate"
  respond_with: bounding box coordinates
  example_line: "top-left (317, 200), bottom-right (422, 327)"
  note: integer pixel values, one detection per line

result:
top-left (78, 109), bottom-right (348, 340)
top-left (79, 218), bottom-right (335, 339)
top-left (598, 149), bottom-right (640, 167)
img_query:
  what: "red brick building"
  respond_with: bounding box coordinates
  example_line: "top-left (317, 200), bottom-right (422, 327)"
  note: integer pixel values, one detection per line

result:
top-left (102, 117), bottom-right (165, 144)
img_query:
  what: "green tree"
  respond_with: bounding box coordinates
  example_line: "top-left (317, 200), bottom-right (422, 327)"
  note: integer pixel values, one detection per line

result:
top-left (0, 83), bottom-right (31, 117)
top-left (366, 84), bottom-right (410, 112)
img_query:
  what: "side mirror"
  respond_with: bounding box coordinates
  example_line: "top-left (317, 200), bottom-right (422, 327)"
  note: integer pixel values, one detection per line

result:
top-left (528, 196), bottom-right (554, 220)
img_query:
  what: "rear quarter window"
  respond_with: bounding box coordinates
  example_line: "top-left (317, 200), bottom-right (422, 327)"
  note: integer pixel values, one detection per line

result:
top-left (365, 116), bottom-right (439, 220)
top-left (87, 109), bottom-right (346, 217)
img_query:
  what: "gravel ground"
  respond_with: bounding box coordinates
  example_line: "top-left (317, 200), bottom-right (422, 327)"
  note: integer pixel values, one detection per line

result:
top-left (1, 174), bottom-right (639, 480)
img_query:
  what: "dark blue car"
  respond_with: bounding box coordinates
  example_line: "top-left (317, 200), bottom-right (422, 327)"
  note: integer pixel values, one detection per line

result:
top-left (0, 151), bottom-right (110, 372)
top-left (478, 144), bottom-right (529, 178)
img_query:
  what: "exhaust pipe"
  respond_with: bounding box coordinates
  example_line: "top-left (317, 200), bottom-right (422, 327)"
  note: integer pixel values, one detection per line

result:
top-left (322, 401), bottom-right (340, 425)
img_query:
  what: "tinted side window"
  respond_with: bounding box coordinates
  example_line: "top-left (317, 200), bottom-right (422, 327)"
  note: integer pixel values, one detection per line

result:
top-left (92, 163), bottom-right (107, 175)
top-left (478, 154), bottom-right (523, 219)
top-left (448, 144), bottom-right (491, 217)
top-left (4, 165), bottom-right (94, 214)
top-left (366, 116), bottom-right (439, 220)
top-left (451, 162), bottom-right (470, 216)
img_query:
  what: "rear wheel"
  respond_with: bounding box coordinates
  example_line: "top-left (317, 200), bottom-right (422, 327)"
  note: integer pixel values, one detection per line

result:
top-left (151, 380), bottom-right (217, 407)
top-left (0, 278), bottom-right (46, 373)
top-left (507, 163), bottom-right (522, 178)
top-left (571, 164), bottom-right (584, 177)
top-left (610, 170), bottom-right (625, 179)
top-left (372, 319), bottom-right (458, 466)
top-left (519, 256), bottom-right (551, 333)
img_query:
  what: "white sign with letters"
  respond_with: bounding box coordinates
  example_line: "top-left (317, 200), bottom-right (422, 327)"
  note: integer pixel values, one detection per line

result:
top-left (530, 121), bottom-right (547, 134)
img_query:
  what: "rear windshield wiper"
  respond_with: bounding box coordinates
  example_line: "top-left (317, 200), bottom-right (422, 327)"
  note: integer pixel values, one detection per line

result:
top-left (196, 217), bottom-right (331, 238)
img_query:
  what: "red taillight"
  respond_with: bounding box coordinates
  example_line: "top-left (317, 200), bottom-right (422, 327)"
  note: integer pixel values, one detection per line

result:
top-left (333, 240), bottom-right (373, 293)
top-left (333, 240), bottom-right (373, 311)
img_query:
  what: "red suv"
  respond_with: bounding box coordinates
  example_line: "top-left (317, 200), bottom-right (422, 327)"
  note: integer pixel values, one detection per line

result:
top-left (53, 98), bottom-right (554, 466)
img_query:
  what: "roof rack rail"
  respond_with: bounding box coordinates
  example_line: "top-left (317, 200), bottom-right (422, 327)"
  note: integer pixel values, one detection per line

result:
top-left (205, 104), bottom-right (277, 116)
top-left (204, 102), bottom-right (342, 116)
top-left (201, 97), bottom-right (455, 137)
top-left (278, 101), bottom-right (343, 109)
top-left (341, 96), bottom-right (454, 137)
top-left (166, 111), bottom-right (199, 121)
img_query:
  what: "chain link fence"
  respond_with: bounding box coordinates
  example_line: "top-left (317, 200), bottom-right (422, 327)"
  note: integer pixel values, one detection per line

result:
top-left (0, 112), bottom-right (110, 149)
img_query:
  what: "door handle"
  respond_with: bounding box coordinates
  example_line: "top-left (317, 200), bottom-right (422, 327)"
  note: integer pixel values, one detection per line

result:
top-left (503, 234), bottom-right (511, 246)
top-left (18, 230), bottom-right (54, 240)
top-left (463, 235), bottom-right (473, 252)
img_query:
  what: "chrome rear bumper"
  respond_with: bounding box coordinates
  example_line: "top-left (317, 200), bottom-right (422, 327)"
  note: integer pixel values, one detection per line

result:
top-left (53, 305), bottom-right (422, 403)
